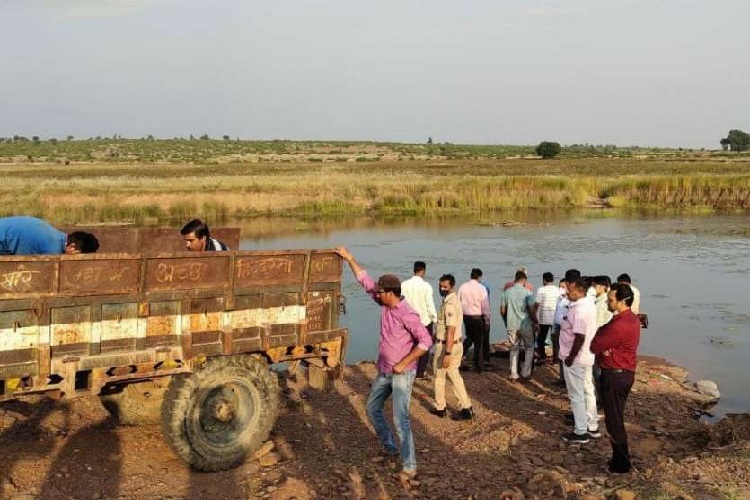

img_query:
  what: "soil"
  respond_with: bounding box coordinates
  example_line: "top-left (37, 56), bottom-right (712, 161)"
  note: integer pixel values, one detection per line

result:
top-left (1, 355), bottom-right (749, 500)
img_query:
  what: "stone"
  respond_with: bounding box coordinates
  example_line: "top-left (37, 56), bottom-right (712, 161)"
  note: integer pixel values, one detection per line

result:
top-left (253, 440), bottom-right (276, 459)
top-left (694, 380), bottom-right (720, 399)
top-left (614, 489), bottom-right (637, 500)
top-left (258, 452), bottom-right (281, 467)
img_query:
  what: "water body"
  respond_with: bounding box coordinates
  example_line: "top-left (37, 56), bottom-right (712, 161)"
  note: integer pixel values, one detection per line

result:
top-left (241, 213), bottom-right (750, 418)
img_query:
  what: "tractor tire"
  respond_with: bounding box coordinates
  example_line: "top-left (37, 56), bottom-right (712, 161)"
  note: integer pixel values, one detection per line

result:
top-left (100, 378), bottom-right (170, 426)
top-left (160, 356), bottom-right (279, 472)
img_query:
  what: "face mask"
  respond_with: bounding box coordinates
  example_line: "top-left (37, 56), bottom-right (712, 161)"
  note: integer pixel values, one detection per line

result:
top-left (439, 289), bottom-right (449, 297)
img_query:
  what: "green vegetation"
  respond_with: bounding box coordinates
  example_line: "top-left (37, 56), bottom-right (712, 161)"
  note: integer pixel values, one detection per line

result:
top-left (0, 139), bottom-right (748, 224)
top-left (535, 141), bottom-right (561, 159)
top-left (721, 129), bottom-right (750, 152)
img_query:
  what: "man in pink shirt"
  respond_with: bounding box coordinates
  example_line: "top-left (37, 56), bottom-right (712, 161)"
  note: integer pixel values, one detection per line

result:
top-left (458, 268), bottom-right (491, 373)
top-left (335, 247), bottom-right (432, 483)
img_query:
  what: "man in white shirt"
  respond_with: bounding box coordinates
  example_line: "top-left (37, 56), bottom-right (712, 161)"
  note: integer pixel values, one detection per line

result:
top-left (559, 278), bottom-right (600, 443)
top-left (402, 261), bottom-right (438, 379)
top-left (534, 272), bottom-right (560, 365)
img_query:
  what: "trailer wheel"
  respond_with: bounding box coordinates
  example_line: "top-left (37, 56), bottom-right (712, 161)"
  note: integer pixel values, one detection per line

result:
top-left (161, 356), bottom-right (279, 472)
top-left (100, 378), bottom-right (169, 425)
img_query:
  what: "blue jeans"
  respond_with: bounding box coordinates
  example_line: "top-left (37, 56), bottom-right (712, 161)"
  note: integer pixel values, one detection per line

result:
top-left (366, 371), bottom-right (417, 472)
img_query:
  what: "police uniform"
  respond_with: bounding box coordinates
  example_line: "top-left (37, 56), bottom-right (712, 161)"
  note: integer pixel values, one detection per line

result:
top-left (433, 290), bottom-right (472, 411)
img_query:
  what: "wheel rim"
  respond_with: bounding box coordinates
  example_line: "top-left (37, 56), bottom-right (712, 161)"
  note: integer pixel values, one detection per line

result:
top-left (187, 378), bottom-right (259, 450)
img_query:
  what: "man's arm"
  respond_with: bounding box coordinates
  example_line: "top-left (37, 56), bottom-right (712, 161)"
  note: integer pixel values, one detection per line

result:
top-left (335, 246), bottom-right (363, 277)
top-left (565, 333), bottom-right (586, 366)
top-left (393, 312), bottom-right (432, 374)
top-left (425, 283), bottom-right (438, 324)
top-left (590, 320), bottom-right (619, 355)
top-left (481, 291), bottom-right (491, 330)
top-left (442, 324), bottom-right (456, 368)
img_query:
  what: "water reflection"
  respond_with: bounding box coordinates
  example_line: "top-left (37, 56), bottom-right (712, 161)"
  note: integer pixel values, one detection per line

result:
top-left (241, 212), bottom-right (750, 418)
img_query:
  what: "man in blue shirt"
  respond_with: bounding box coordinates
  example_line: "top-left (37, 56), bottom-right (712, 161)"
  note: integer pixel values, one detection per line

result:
top-left (0, 216), bottom-right (99, 255)
top-left (499, 270), bottom-right (539, 381)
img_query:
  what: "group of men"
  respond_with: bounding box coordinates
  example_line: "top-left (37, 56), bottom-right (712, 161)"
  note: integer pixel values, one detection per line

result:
top-left (334, 246), bottom-right (642, 482)
top-left (0, 216), bottom-right (228, 256)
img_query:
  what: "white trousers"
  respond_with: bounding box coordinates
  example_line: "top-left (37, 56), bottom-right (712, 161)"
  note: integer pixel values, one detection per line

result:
top-left (563, 363), bottom-right (599, 435)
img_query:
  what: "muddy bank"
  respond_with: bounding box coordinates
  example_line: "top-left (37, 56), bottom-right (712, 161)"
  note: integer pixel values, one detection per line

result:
top-left (1, 355), bottom-right (749, 499)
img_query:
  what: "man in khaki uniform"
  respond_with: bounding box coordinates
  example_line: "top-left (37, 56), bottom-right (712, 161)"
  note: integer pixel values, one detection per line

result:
top-left (430, 274), bottom-right (474, 421)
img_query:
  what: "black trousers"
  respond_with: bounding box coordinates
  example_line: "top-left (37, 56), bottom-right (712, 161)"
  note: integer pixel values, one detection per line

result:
top-left (416, 323), bottom-right (433, 378)
top-left (599, 369), bottom-right (635, 472)
top-left (462, 315), bottom-right (486, 371)
top-left (536, 324), bottom-right (552, 359)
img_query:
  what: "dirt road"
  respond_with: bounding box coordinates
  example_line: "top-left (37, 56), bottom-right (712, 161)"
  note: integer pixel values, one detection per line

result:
top-left (1, 356), bottom-right (749, 499)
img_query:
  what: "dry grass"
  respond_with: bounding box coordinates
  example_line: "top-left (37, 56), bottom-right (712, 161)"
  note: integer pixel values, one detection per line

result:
top-left (3, 156), bottom-right (749, 224)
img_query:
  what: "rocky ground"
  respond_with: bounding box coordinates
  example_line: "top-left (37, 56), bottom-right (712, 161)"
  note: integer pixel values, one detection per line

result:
top-left (1, 355), bottom-right (749, 500)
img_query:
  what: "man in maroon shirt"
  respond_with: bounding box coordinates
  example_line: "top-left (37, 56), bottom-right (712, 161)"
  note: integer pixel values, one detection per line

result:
top-left (589, 283), bottom-right (641, 474)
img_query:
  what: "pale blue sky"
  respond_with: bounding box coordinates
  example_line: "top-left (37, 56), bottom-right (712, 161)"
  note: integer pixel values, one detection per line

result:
top-left (1, 0), bottom-right (747, 148)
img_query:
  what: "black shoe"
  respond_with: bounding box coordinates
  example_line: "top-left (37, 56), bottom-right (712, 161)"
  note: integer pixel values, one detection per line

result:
top-left (429, 408), bottom-right (447, 418)
top-left (607, 465), bottom-right (632, 474)
top-left (587, 427), bottom-right (602, 438)
top-left (451, 408), bottom-right (474, 421)
top-left (562, 432), bottom-right (589, 444)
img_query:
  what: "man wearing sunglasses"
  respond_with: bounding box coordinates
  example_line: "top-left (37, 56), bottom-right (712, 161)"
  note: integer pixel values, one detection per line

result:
top-left (335, 246), bottom-right (432, 484)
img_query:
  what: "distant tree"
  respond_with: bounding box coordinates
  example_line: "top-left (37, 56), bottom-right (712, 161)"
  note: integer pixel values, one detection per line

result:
top-left (427, 136), bottom-right (433, 144)
top-left (722, 129), bottom-right (750, 152)
top-left (67, 135), bottom-right (74, 141)
top-left (720, 138), bottom-right (730, 151)
top-left (32, 136), bottom-right (40, 143)
top-left (222, 135), bottom-right (230, 141)
top-left (189, 134), bottom-right (195, 141)
top-left (146, 134), bottom-right (155, 141)
top-left (535, 141), bottom-right (561, 159)
top-left (200, 134), bottom-right (210, 140)
top-left (49, 138), bottom-right (58, 145)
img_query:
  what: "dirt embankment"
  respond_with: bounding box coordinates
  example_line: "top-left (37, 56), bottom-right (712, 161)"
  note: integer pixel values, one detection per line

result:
top-left (1, 356), bottom-right (749, 500)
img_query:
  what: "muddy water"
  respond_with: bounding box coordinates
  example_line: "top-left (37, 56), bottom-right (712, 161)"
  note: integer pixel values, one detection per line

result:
top-left (241, 213), bottom-right (750, 417)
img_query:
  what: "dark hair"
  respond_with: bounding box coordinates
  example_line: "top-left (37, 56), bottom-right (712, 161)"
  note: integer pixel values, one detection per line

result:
top-left (592, 275), bottom-right (611, 288)
top-left (617, 273), bottom-right (632, 284)
top-left (564, 269), bottom-right (581, 282)
top-left (610, 282), bottom-right (634, 307)
top-left (439, 274), bottom-right (455, 286)
top-left (543, 272), bottom-right (554, 283)
top-left (67, 231), bottom-right (99, 253)
top-left (514, 270), bottom-right (527, 282)
top-left (568, 278), bottom-right (589, 292)
top-left (413, 261), bottom-right (426, 273)
top-left (470, 268), bottom-right (483, 280)
top-left (385, 287), bottom-right (402, 297)
top-left (181, 219), bottom-right (209, 239)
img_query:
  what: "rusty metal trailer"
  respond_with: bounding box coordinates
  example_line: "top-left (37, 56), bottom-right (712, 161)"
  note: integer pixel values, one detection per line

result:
top-left (0, 229), bottom-right (347, 471)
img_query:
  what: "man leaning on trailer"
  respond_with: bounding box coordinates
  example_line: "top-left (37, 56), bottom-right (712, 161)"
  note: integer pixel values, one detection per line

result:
top-left (0, 216), bottom-right (99, 255)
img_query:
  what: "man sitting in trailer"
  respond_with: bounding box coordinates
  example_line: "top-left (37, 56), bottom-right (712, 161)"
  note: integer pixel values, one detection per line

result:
top-left (180, 219), bottom-right (229, 252)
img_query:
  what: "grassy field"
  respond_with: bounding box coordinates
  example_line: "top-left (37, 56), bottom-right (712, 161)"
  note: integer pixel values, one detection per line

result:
top-left (1, 139), bottom-right (748, 224)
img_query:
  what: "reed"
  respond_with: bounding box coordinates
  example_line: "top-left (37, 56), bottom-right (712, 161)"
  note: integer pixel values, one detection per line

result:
top-left (2, 151), bottom-right (748, 223)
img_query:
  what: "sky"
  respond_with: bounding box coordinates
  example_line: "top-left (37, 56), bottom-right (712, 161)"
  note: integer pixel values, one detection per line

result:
top-left (1, 0), bottom-right (748, 148)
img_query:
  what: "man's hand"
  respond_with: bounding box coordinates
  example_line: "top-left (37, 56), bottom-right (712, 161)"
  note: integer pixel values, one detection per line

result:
top-left (392, 360), bottom-right (408, 374)
top-left (442, 353), bottom-right (451, 369)
top-left (602, 349), bottom-right (612, 357)
top-left (334, 246), bottom-right (353, 262)
top-left (564, 355), bottom-right (575, 367)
